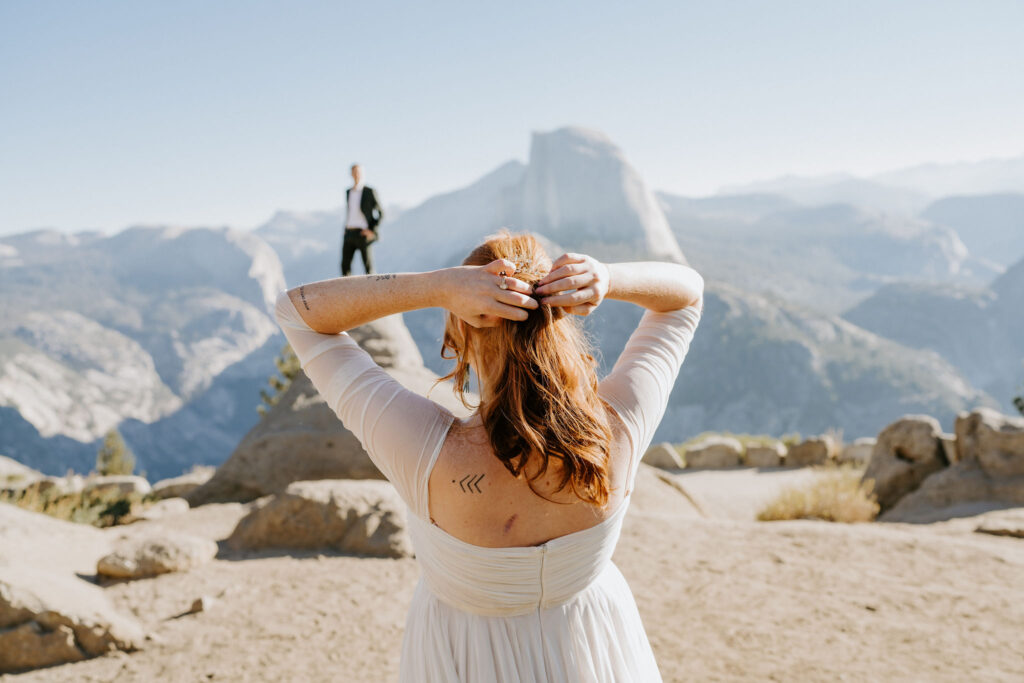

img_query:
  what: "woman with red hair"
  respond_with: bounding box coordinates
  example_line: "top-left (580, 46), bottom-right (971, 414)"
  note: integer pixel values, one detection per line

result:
top-left (276, 232), bottom-right (703, 682)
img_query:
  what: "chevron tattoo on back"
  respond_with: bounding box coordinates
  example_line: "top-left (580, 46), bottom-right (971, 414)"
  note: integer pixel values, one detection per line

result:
top-left (452, 473), bottom-right (485, 493)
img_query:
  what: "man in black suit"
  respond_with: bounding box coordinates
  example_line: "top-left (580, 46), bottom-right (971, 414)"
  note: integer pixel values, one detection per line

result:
top-left (341, 163), bottom-right (384, 275)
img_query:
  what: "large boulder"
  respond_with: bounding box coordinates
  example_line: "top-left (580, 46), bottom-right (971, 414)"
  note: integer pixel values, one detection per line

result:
top-left (0, 505), bottom-right (143, 673)
top-left (642, 443), bottom-right (683, 469)
top-left (226, 480), bottom-right (412, 558)
top-left (152, 467), bottom-right (214, 500)
top-left (97, 533), bottom-right (218, 579)
top-left (745, 442), bottom-right (786, 467)
top-left (862, 415), bottom-right (947, 512)
top-left (684, 436), bottom-right (743, 468)
top-left (956, 407), bottom-right (1024, 476)
top-left (883, 409), bottom-right (1024, 522)
top-left (188, 315), bottom-right (473, 506)
top-left (785, 435), bottom-right (840, 467)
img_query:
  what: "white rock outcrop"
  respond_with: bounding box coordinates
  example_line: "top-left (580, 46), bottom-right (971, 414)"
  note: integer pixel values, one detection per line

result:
top-left (786, 436), bottom-right (838, 467)
top-left (745, 442), bottom-right (786, 467)
top-left (152, 467), bottom-right (214, 500)
top-left (685, 436), bottom-right (743, 468)
top-left (227, 480), bottom-right (412, 559)
top-left (862, 415), bottom-right (946, 511)
top-left (884, 409), bottom-right (1024, 521)
top-left (642, 443), bottom-right (683, 469)
top-left (97, 533), bottom-right (218, 579)
top-left (0, 505), bottom-right (143, 673)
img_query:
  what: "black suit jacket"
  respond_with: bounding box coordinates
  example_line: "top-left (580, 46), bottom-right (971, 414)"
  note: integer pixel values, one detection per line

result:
top-left (346, 185), bottom-right (384, 232)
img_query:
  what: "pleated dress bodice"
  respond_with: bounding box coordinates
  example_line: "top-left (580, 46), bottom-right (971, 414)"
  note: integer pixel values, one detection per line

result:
top-left (406, 499), bottom-right (628, 617)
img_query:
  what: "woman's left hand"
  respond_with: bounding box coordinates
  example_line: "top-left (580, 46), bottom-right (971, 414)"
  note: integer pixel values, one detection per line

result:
top-left (534, 253), bottom-right (609, 316)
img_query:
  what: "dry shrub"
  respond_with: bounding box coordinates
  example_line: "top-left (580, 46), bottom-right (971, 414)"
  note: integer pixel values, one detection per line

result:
top-left (0, 482), bottom-right (148, 527)
top-left (757, 465), bottom-right (879, 523)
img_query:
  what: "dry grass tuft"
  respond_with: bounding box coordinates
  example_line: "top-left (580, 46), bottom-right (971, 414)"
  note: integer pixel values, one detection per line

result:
top-left (757, 465), bottom-right (879, 523)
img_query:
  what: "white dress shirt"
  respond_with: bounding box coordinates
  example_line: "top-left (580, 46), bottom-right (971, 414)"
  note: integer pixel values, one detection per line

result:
top-left (346, 184), bottom-right (368, 229)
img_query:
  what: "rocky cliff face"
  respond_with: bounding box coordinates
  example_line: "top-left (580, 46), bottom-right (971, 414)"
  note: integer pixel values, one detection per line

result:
top-left (0, 226), bottom-right (286, 477)
top-left (584, 285), bottom-right (995, 443)
top-left (520, 128), bottom-right (684, 263)
top-left (844, 253), bottom-right (1024, 412)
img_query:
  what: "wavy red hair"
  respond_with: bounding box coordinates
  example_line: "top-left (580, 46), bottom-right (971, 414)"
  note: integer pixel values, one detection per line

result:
top-left (440, 232), bottom-right (612, 506)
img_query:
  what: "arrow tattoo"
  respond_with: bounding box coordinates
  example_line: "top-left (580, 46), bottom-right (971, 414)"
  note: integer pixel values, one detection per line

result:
top-left (454, 473), bottom-right (485, 493)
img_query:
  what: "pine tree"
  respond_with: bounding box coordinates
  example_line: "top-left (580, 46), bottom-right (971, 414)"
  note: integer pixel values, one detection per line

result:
top-left (96, 428), bottom-right (135, 476)
top-left (259, 343), bottom-right (300, 416)
top-left (1014, 394), bottom-right (1023, 417)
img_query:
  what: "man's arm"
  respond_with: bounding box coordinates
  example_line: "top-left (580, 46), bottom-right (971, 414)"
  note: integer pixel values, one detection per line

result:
top-left (370, 188), bottom-right (384, 229)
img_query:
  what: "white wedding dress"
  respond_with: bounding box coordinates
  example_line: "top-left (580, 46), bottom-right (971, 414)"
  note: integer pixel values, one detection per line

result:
top-left (275, 292), bottom-right (701, 682)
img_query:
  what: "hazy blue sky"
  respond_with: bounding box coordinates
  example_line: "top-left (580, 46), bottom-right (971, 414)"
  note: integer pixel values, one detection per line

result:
top-left (2, 1), bottom-right (1022, 235)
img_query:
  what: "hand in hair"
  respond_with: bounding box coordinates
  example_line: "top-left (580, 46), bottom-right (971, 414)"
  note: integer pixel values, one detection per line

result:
top-left (445, 258), bottom-right (539, 328)
top-left (534, 253), bottom-right (610, 317)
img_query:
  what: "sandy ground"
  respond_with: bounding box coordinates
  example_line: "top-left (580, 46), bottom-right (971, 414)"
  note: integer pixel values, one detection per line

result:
top-left (6, 468), bottom-right (1024, 683)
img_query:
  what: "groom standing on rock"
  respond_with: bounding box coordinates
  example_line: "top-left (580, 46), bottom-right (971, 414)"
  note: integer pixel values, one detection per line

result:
top-left (341, 163), bottom-right (384, 276)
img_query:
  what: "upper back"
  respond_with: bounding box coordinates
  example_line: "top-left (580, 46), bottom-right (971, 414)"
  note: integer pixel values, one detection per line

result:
top-left (427, 408), bottom-right (635, 548)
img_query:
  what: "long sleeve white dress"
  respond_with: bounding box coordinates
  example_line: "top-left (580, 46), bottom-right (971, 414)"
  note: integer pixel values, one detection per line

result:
top-left (275, 292), bottom-right (702, 682)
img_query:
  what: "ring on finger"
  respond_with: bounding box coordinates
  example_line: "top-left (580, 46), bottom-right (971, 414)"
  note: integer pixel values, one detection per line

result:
top-left (497, 274), bottom-right (508, 290)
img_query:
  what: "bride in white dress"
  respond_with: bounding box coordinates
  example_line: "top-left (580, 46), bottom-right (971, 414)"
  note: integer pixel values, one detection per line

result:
top-left (275, 232), bottom-right (703, 682)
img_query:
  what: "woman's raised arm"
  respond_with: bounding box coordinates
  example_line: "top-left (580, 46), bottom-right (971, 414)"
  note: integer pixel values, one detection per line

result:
top-left (535, 254), bottom-right (703, 315)
top-left (286, 259), bottom-right (538, 334)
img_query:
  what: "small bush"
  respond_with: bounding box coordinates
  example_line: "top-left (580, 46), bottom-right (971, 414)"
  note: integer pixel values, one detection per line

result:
top-left (259, 343), bottom-right (300, 416)
top-left (0, 482), bottom-right (149, 527)
top-left (757, 465), bottom-right (879, 523)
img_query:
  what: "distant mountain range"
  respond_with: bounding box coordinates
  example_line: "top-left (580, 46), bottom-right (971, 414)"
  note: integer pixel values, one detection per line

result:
top-left (1, 128), bottom-right (1020, 477)
top-left (0, 227), bottom-right (284, 477)
top-left (719, 154), bottom-right (1024, 212)
top-left (845, 256), bottom-right (1024, 413)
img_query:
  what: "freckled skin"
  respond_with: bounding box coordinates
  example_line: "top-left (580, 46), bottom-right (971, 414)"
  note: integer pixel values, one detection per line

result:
top-left (503, 514), bottom-right (518, 534)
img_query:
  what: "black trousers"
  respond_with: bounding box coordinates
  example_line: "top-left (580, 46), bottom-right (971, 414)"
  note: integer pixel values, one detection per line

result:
top-left (341, 230), bottom-right (374, 276)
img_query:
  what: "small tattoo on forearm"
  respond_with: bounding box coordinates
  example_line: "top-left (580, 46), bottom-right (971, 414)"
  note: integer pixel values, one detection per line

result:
top-left (452, 474), bottom-right (484, 493)
top-left (373, 274), bottom-right (395, 281)
top-left (299, 285), bottom-right (310, 310)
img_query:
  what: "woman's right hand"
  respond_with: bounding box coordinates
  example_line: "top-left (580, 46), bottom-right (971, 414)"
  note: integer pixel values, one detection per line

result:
top-left (534, 253), bottom-right (609, 316)
top-left (442, 259), bottom-right (539, 328)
